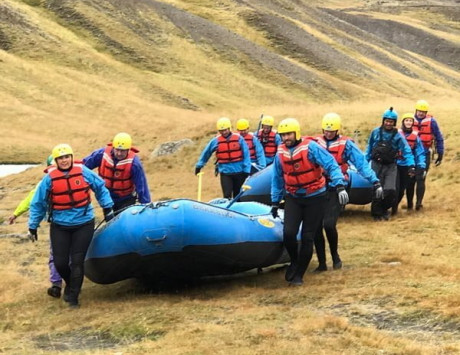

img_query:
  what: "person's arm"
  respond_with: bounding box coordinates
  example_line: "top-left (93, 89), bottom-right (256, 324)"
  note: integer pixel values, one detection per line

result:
top-left (82, 166), bottom-right (113, 209)
top-left (253, 136), bottom-right (267, 169)
top-left (415, 137), bottom-right (426, 170)
top-left (365, 129), bottom-right (375, 162)
top-left (397, 135), bottom-right (415, 167)
top-left (196, 138), bottom-right (217, 169)
top-left (28, 176), bottom-right (51, 230)
top-left (308, 141), bottom-right (344, 188)
top-left (131, 157), bottom-right (151, 203)
top-left (270, 155), bottom-right (285, 204)
top-left (431, 118), bottom-right (444, 155)
top-left (275, 133), bottom-right (282, 147)
top-left (82, 148), bottom-right (104, 170)
top-left (13, 187), bottom-right (37, 218)
top-left (346, 140), bottom-right (379, 184)
top-left (239, 136), bottom-right (251, 174)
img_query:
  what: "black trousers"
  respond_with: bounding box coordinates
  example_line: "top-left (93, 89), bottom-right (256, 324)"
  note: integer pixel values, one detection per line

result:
top-left (284, 193), bottom-right (326, 280)
top-left (406, 152), bottom-right (430, 207)
top-left (50, 220), bottom-right (95, 303)
top-left (393, 165), bottom-right (410, 212)
top-left (220, 172), bottom-right (248, 199)
top-left (371, 161), bottom-right (397, 217)
top-left (314, 191), bottom-right (341, 266)
top-left (113, 195), bottom-right (137, 213)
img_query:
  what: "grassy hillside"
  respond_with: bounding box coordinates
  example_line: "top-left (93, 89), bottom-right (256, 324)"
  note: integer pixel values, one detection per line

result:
top-left (0, 0), bottom-right (459, 354)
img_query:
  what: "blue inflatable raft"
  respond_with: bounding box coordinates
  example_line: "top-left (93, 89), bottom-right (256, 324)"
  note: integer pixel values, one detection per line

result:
top-left (85, 199), bottom-right (290, 284)
top-left (240, 164), bottom-right (373, 205)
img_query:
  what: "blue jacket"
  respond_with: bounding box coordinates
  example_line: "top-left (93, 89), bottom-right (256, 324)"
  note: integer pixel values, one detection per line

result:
top-left (83, 148), bottom-right (151, 204)
top-left (397, 131), bottom-right (426, 169)
top-left (250, 135), bottom-right (267, 170)
top-left (365, 127), bottom-right (415, 166)
top-left (322, 136), bottom-right (379, 186)
top-left (415, 116), bottom-right (444, 154)
top-left (196, 133), bottom-right (251, 174)
top-left (29, 165), bottom-right (113, 229)
top-left (271, 140), bottom-right (345, 203)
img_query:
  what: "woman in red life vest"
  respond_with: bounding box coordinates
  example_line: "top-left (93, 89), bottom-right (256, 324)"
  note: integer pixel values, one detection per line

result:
top-left (29, 144), bottom-right (114, 308)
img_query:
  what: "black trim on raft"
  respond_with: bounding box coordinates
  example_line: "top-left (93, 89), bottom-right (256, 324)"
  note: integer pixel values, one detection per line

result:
top-left (85, 242), bottom-right (290, 284)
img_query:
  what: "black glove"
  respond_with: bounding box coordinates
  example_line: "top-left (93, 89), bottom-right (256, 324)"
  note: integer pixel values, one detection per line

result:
top-left (408, 166), bottom-right (416, 177)
top-left (103, 208), bottom-right (115, 222)
top-left (435, 153), bottom-right (443, 166)
top-left (270, 203), bottom-right (279, 219)
top-left (373, 182), bottom-right (384, 200)
top-left (195, 167), bottom-right (201, 175)
top-left (28, 228), bottom-right (38, 242)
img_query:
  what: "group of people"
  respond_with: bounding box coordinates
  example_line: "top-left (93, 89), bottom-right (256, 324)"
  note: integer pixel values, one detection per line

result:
top-left (8, 99), bottom-right (444, 303)
top-left (9, 133), bottom-right (151, 308)
top-left (195, 99), bottom-right (444, 286)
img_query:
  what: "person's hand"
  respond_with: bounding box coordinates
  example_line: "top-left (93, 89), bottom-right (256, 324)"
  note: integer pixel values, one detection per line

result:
top-left (270, 203), bottom-right (279, 218)
top-left (28, 228), bottom-right (37, 242)
top-left (195, 167), bottom-right (201, 175)
top-left (337, 186), bottom-right (349, 206)
top-left (408, 166), bottom-right (416, 177)
top-left (373, 182), bottom-right (384, 200)
top-left (435, 153), bottom-right (443, 166)
top-left (103, 208), bottom-right (115, 222)
top-left (8, 215), bottom-right (17, 225)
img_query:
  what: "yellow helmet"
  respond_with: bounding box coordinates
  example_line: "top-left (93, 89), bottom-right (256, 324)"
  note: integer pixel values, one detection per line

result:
top-left (415, 100), bottom-right (429, 112)
top-left (113, 132), bottom-right (132, 150)
top-left (401, 112), bottom-right (414, 121)
top-left (52, 144), bottom-right (73, 160)
top-left (216, 117), bottom-right (232, 131)
top-left (236, 118), bottom-right (250, 130)
top-left (261, 115), bottom-right (274, 127)
top-left (278, 118), bottom-right (301, 140)
top-left (322, 112), bottom-right (341, 131)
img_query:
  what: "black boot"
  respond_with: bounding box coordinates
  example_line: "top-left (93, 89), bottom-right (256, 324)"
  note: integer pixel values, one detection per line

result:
top-left (313, 264), bottom-right (327, 273)
top-left (47, 285), bottom-right (61, 298)
top-left (332, 254), bottom-right (342, 270)
top-left (285, 263), bottom-right (297, 281)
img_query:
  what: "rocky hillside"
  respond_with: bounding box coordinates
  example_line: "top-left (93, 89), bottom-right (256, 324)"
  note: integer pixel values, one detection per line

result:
top-left (0, 0), bottom-right (459, 161)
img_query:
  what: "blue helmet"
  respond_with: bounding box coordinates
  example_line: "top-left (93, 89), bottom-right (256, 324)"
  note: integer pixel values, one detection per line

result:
top-left (382, 107), bottom-right (398, 122)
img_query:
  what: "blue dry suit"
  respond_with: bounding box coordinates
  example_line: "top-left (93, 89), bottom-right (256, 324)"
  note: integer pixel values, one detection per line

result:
top-left (397, 132), bottom-right (426, 169)
top-left (326, 137), bottom-right (379, 186)
top-left (365, 128), bottom-right (415, 167)
top-left (83, 148), bottom-right (151, 204)
top-left (196, 134), bottom-right (251, 174)
top-left (271, 140), bottom-right (345, 203)
top-left (29, 166), bottom-right (113, 229)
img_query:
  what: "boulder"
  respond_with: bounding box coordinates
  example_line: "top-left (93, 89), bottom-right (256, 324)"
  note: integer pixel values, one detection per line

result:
top-left (150, 139), bottom-right (194, 158)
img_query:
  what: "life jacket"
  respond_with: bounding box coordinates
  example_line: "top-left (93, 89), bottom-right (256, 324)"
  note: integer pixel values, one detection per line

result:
top-left (98, 146), bottom-right (136, 197)
top-left (371, 128), bottom-right (398, 164)
top-left (278, 138), bottom-right (325, 195)
top-left (48, 163), bottom-right (91, 210)
top-left (215, 133), bottom-right (244, 163)
top-left (240, 132), bottom-right (256, 160)
top-left (398, 129), bottom-right (418, 150)
top-left (315, 135), bottom-right (349, 180)
top-left (257, 130), bottom-right (278, 157)
top-left (413, 115), bottom-right (433, 149)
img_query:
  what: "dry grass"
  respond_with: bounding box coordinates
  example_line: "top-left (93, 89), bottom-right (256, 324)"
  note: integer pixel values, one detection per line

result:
top-left (0, 0), bottom-right (459, 353)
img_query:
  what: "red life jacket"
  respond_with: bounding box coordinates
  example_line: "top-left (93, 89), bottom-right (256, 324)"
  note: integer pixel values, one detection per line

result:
top-left (413, 115), bottom-right (433, 149)
top-left (216, 133), bottom-right (244, 163)
top-left (48, 163), bottom-right (91, 210)
top-left (398, 129), bottom-right (418, 150)
top-left (257, 130), bottom-right (277, 157)
top-left (278, 138), bottom-right (326, 195)
top-left (240, 132), bottom-right (256, 160)
top-left (315, 135), bottom-right (349, 179)
top-left (98, 146), bottom-right (136, 197)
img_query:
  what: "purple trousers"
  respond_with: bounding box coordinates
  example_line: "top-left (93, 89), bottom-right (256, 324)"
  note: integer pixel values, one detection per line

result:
top-left (49, 244), bottom-right (62, 287)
